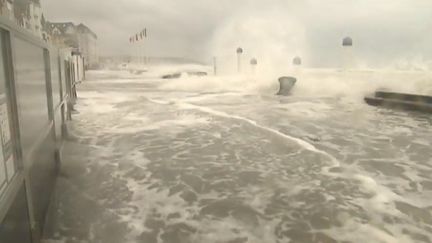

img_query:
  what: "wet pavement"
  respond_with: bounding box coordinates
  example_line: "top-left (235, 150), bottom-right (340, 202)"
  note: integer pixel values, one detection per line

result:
top-left (42, 69), bottom-right (432, 243)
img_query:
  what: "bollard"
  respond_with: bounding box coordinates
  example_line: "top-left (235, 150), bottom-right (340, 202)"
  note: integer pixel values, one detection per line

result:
top-left (276, 76), bottom-right (297, 96)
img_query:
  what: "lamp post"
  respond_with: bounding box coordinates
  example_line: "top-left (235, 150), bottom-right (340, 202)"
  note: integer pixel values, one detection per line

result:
top-left (213, 56), bottom-right (217, 76)
top-left (250, 58), bottom-right (257, 74)
top-left (236, 47), bottom-right (243, 73)
top-left (293, 56), bottom-right (301, 66)
top-left (342, 37), bottom-right (353, 70)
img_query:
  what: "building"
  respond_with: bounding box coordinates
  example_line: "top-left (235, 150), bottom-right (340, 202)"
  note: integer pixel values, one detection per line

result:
top-left (76, 23), bottom-right (98, 69)
top-left (10, 0), bottom-right (43, 38)
top-left (13, 0), bottom-right (30, 29)
top-left (46, 22), bottom-right (79, 48)
top-left (0, 0), bottom-right (15, 21)
top-left (0, 0), bottom-right (99, 69)
top-left (46, 22), bottom-right (99, 69)
top-left (28, 0), bottom-right (42, 38)
top-left (0, 14), bottom-right (86, 242)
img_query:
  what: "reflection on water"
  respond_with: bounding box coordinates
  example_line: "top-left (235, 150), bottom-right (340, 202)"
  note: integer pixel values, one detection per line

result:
top-left (43, 70), bottom-right (432, 243)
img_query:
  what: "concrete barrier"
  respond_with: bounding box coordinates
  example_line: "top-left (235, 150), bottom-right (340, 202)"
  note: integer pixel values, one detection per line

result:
top-left (364, 91), bottom-right (432, 113)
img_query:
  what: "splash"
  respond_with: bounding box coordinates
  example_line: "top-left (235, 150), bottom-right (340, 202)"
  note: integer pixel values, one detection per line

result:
top-left (207, 9), bottom-right (307, 77)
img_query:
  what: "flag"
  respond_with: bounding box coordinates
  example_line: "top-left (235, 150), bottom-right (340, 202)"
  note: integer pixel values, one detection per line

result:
top-left (144, 28), bottom-right (147, 38)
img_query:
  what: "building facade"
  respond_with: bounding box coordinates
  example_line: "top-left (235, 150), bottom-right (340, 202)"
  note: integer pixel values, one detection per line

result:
top-left (46, 22), bottom-right (78, 48)
top-left (0, 0), bottom-right (99, 70)
top-left (0, 0), bottom-right (15, 21)
top-left (47, 22), bottom-right (99, 69)
top-left (76, 23), bottom-right (98, 69)
top-left (28, 0), bottom-right (42, 38)
top-left (2, 0), bottom-right (43, 38)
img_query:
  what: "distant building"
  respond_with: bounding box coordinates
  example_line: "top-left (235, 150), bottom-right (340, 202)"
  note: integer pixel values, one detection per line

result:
top-left (0, 0), bottom-right (15, 21)
top-left (46, 22), bottom-right (99, 69)
top-left (28, 0), bottom-right (42, 38)
top-left (13, 0), bottom-right (30, 29)
top-left (0, 1), bottom-right (99, 68)
top-left (10, 0), bottom-right (43, 38)
top-left (76, 23), bottom-right (98, 69)
top-left (46, 22), bottom-right (79, 48)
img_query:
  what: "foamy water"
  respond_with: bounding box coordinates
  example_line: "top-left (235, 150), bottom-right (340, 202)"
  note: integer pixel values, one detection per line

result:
top-left (43, 67), bottom-right (432, 243)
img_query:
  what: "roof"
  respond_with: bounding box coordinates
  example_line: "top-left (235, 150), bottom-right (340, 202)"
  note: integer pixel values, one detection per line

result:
top-left (46, 22), bottom-right (79, 48)
top-left (46, 22), bottom-right (75, 35)
top-left (46, 22), bottom-right (97, 48)
top-left (46, 22), bottom-right (97, 40)
top-left (76, 23), bottom-right (97, 39)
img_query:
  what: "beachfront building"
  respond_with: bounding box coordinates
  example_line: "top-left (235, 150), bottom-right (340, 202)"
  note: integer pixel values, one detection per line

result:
top-left (9, 0), bottom-right (43, 38)
top-left (76, 23), bottom-right (99, 69)
top-left (0, 0), bottom-right (15, 21)
top-left (47, 22), bottom-right (79, 48)
top-left (47, 22), bottom-right (99, 69)
top-left (13, 0), bottom-right (30, 29)
top-left (28, 0), bottom-right (43, 38)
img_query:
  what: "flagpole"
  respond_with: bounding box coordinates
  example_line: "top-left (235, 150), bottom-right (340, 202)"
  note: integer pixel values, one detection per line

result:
top-left (142, 33), bottom-right (145, 66)
top-left (141, 34), bottom-right (143, 65)
top-left (144, 28), bottom-right (147, 67)
top-left (129, 29), bottom-right (147, 68)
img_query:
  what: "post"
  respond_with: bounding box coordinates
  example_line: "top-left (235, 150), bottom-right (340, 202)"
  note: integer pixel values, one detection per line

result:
top-left (213, 56), bottom-right (217, 76)
top-left (342, 37), bottom-right (353, 70)
top-left (292, 56), bottom-right (302, 75)
top-left (82, 57), bottom-right (86, 80)
top-left (293, 56), bottom-right (301, 66)
top-left (142, 39), bottom-right (147, 66)
top-left (236, 47), bottom-right (243, 73)
top-left (143, 28), bottom-right (148, 66)
top-left (250, 58), bottom-right (257, 74)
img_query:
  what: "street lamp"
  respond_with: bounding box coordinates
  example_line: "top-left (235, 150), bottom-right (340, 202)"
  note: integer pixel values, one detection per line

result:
top-left (293, 56), bottom-right (301, 66)
top-left (250, 58), bottom-right (257, 74)
top-left (236, 47), bottom-right (243, 73)
top-left (342, 37), bottom-right (354, 70)
top-left (342, 37), bottom-right (353, 47)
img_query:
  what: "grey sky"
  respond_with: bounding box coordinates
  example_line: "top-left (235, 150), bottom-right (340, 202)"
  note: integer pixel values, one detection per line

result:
top-left (42, 0), bottom-right (432, 67)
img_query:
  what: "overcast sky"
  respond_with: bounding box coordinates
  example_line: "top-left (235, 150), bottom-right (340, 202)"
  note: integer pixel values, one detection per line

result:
top-left (42, 0), bottom-right (432, 67)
